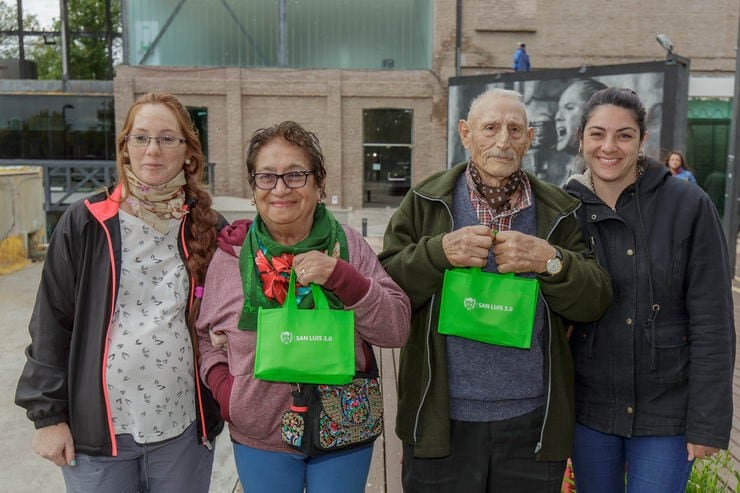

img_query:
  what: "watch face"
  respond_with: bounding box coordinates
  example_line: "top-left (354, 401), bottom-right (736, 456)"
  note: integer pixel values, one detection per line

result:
top-left (546, 258), bottom-right (562, 275)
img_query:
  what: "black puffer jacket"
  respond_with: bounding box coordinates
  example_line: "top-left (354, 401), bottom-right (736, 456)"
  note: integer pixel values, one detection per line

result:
top-left (15, 185), bottom-right (224, 456)
top-left (564, 158), bottom-right (735, 449)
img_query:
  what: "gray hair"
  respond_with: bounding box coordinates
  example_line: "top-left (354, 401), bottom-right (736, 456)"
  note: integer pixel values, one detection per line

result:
top-left (467, 88), bottom-right (528, 127)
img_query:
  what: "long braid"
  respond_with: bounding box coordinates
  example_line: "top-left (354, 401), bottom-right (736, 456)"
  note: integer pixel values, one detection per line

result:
top-left (183, 164), bottom-right (218, 360)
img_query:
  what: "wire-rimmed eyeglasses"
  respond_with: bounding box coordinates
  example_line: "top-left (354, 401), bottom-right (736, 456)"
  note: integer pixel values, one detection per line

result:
top-left (125, 134), bottom-right (186, 148)
top-left (250, 170), bottom-right (315, 190)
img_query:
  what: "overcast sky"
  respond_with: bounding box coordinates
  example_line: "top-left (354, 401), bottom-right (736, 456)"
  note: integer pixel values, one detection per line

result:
top-left (22, 0), bottom-right (59, 28)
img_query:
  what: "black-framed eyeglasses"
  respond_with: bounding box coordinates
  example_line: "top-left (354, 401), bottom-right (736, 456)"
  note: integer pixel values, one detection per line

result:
top-left (125, 134), bottom-right (186, 148)
top-left (250, 170), bottom-right (315, 190)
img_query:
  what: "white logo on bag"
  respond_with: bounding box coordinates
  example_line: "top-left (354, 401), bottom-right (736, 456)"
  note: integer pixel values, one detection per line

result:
top-left (280, 331), bottom-right (293, 344)
top-left (278, 331), bottom-right (333, 344)
top-left (462, 298), bottom-right (514, 312)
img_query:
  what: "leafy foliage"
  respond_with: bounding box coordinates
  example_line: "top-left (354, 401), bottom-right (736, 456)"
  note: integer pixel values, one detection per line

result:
top-left (0, 0), bottom-right (121, 80)
top-left (686, 450), bottom-right (740, 493)
top-left (0, 0), bottom-right (41, 58)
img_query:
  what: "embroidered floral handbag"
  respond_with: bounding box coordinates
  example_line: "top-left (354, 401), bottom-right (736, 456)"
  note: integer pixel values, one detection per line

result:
top-left (438, 267), bottom-right (539, 349)
top-left (280, 347), bottom-right (383, 456)
top-left (254, 269), bottom-right (355, 385)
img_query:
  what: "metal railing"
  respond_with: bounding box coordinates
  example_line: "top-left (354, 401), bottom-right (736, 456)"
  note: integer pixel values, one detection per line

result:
top-left (0, 160), bottom-right (216, 212)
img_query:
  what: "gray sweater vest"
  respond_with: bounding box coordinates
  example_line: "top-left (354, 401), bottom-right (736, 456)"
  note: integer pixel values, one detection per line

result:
top-left (446, 174), bottom-right (546, 421)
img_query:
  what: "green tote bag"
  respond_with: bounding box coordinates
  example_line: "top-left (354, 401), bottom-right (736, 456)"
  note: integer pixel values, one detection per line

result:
top-left (438, 268), bottom-right (539, 349)
top-left (254, 269), bottom-right (355, 384)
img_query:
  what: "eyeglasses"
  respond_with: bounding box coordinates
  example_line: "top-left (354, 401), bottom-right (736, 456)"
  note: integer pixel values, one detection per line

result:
top-left (250, 170), bottom-right (315, 190)
top-left (125, 134), bottom-right (186, 148)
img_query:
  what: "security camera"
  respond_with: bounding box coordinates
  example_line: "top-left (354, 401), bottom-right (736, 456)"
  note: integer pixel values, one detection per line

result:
top-left (656, 34), bottom-right (674, 54)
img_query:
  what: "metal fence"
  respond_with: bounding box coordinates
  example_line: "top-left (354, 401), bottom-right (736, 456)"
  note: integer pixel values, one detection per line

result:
top-left (0, 160), bottom-right (215, 212)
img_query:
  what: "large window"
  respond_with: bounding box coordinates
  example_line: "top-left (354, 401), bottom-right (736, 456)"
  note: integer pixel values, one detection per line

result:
top-left (125, 0), bottom-right (432, 70)
top-left (363, 109), bottom-right (413, 207)
top-left (0, 95), bottom-right (115, 160)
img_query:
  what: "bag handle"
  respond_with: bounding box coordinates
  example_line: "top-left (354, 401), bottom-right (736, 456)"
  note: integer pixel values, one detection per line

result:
top-left (286, 268), bottom-right (331, 310)
top-left (468, 267), bottom-right (515, 279)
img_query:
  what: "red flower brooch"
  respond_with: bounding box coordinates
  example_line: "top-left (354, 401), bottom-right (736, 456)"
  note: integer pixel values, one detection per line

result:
top-left (255, 250), bottom-right (294, 303)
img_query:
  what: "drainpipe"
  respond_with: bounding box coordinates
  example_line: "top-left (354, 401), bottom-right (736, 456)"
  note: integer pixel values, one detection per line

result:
top-left (455, 0), bottom-right (462, 76)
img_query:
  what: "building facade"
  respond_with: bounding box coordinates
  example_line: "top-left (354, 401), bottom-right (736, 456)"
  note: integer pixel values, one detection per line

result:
top-left (2, 0), bottom-right (736, 209)
top-left (115, 0), bottom-right (738, 208)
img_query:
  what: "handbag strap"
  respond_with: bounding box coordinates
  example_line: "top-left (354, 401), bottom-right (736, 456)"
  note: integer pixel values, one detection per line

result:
top-left (359, 341), bottom-right (379, 378)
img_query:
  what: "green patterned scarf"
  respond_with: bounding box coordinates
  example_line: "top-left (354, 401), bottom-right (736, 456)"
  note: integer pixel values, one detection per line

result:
top-left (238, 203), bottom-right (349, 330)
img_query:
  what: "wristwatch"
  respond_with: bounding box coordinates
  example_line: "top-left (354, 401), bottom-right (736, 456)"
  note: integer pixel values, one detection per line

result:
top-left (545, 249), bottom-right (564, 276)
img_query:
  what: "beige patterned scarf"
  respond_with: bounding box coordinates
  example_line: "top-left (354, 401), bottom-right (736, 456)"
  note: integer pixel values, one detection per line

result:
top-left (123, 166), bottom-right (188, 233)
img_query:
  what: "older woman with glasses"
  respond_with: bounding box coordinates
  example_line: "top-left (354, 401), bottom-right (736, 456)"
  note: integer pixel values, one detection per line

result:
top-left (195, 121), bottom-right (411, 493)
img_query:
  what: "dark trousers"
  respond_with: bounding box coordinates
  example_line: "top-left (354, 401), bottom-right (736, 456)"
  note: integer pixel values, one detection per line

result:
top-left (402, 407), bottom-right (566, 493)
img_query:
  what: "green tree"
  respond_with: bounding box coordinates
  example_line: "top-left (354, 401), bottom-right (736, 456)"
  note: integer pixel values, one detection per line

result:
top-left (23, 0), bottom-right (121, 80)
top-left (67, 0), bottom-right (122, 79)
top-left (0, 0), bottom-right (41, 59)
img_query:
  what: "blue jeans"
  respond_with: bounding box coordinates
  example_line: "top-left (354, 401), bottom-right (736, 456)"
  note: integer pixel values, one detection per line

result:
top-left (572, 423), bottom-right (694, 493)
top-left (233, 442), bottom-right (373, 493)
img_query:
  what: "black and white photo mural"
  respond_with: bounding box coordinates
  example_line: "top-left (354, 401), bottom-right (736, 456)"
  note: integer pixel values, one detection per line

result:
top-left (447, 60), bottom-right (690, 186)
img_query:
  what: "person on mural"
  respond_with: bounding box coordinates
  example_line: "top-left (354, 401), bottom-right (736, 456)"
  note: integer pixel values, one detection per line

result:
top-left (565, 87), bottom-right (734, 492)
top-left (664, 150), bottom-right (698, 184)
top-left (513, 42), bottom-right (531, 72)
top-left (523, 80), bottom-right (572, 185)
top-left (14, 92), bottom-right (225, 492)
top-left (554, 79), bottom-right (608, 183)
top-left (380, 88), bottom-right (612, 492)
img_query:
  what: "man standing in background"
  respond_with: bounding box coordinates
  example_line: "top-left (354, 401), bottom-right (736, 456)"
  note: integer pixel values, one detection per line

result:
top-left (513, 42), bottom-right (531, 71)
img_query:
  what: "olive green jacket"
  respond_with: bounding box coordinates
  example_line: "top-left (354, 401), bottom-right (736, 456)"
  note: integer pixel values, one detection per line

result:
top-left (379, 163), bottom-right (612, 460)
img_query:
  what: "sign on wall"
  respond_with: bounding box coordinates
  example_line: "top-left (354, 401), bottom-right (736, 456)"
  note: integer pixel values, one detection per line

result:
top-left (447, 59), bottom-right (690, 186)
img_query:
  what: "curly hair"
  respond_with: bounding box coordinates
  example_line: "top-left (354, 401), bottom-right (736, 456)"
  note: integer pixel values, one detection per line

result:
top-left (116, 93), bottom-right (218, 340)
top-left (245, 121), bottom-right (327, 198)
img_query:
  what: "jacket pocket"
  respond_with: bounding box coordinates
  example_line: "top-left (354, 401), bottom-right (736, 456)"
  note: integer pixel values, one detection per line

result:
top-left (570, 323), bottom-right (600, 384)
top-left (640, 320), bottom-right (689, 384)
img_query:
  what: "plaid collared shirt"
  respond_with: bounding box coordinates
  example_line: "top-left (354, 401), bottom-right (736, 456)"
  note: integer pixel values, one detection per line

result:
top-left (465, 164), bottom-right (534, 232)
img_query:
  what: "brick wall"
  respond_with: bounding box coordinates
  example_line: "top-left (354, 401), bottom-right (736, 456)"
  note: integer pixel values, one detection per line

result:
top-left (113, 0), bottom-right (737, 207)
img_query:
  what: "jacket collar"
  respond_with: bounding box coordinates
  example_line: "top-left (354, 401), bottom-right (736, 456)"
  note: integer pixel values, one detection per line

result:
top-left (566, 158), bottom-right (668, 205)
top-left (85, 183), bottom-right (123, 224)
top-left (415, 161), bottom-right (580, 216)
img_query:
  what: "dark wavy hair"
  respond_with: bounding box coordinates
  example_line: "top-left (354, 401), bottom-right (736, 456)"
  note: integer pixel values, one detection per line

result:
top-left (116, 92), bottom-right (218, 337)
top-left (577, 87), bottom-right (648, 141)
top-left (246, 121), bottom-right (327, 198)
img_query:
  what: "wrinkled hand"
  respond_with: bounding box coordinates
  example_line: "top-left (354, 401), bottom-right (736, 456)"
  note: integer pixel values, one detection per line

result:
top-left (493, 230), bottom-right (556, 274)
top-left (210, 329), bottom-right (228, 351)
top-left (293, 250), bottom-right (338, 286)
top-left (442, 226), bottom-right (494, 267)
top-left (33, 422), bottom-right (75, 467)
top-left (687, 443), bottom-right (719, 461)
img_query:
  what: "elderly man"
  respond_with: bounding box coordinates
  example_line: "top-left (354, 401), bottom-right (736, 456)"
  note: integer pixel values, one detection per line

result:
top-left (379, 88), bottom-right (612, 492)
